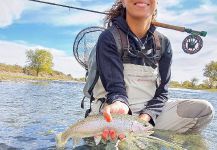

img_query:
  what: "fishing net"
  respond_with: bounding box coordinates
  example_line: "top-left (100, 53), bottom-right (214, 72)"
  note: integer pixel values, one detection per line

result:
top-left (73, 26), bottom-right (105, 70)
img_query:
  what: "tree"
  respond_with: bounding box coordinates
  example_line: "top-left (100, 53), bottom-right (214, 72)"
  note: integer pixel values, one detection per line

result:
top-left (190, 77), bottom-right (199, 88)
top-left (182, 80), bottom-right (192, 88)
top-left (26, 49), bottom-right (53, 76)
top-left (202, 79), bottom-right (213, 89)
top-left (170, 81), bottom-right (181, 88)
top-left (203, 61), bottom-right (217, 84)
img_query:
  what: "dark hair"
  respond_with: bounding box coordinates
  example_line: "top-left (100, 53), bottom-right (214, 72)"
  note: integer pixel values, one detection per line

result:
top-left (104, 0), bottom-right (158, 27)
top-left (104, 0), bottom-right (124, 26)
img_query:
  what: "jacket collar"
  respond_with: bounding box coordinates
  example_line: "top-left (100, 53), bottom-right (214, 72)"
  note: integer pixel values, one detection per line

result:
top-left (112, 15), bottom-right (156, 40)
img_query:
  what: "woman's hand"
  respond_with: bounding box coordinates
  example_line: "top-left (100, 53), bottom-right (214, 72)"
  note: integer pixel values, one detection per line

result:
top-left (102, 101), bottom-right (129, 122)
top-left (101, 101), bottom-right (129, 141)
top-left (139, 113), bottom-right (151, 122)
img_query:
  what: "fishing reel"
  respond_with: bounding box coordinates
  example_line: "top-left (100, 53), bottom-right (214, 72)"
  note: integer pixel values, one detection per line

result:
top-left (152, 22), bottom-right (207, 55)
top-left (29, 0), bottom-right (207, 55)
top-left (182, 29), bottom-right (207, 54)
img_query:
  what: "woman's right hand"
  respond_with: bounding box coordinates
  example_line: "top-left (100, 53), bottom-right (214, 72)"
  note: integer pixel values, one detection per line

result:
top-left (102, 101), bottom-right (129, 122)
top-left (101, 101), bottom-right (129, 141)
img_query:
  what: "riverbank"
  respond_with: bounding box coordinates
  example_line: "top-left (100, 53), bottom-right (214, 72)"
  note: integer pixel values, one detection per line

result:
top-left (170, 86), bottom-right (217, 92)
top-left (0, 63), bottom-right (84, 82)
top-left (0, 71), bottom-right (84, 83)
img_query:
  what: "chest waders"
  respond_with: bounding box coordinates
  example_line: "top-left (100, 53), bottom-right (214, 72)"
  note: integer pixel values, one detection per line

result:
top-left (82, 26), bottom-right (214, 134)
top-left (82, 25), bottom-right (163, 118)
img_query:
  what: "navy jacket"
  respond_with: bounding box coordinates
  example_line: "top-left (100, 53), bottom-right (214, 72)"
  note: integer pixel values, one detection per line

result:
top-left (96, 15), bottom-right (172, 125)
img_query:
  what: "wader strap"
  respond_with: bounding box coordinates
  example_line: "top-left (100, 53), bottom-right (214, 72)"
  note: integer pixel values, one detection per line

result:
top-left (153, 31), bottom-right (162, 61)
top-left (109, 25), bottom-right (125, 56)
top-left (117, 28), bottom-right (131, 63)
top-left (87, 71), bottom-right (99, 95)
top-left (84, 95), bottom-right (95, 118)
top-left (81, 96), bottom-right (85, 109)
top-left (109, 25), bottom-right (131, 63)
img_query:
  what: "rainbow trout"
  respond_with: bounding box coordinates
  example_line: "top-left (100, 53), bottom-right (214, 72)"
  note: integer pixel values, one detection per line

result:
top-left (56, 114), bottom-right (153, 148)
top-left (117, 134), bottom-right (186, 150)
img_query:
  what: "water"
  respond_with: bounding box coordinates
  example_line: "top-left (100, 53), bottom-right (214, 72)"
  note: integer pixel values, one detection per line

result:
top-left (0, 81), bottom-right (216, 150)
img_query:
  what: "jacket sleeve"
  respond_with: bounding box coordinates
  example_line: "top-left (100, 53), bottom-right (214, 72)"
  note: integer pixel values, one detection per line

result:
top-left (96, 30), bottom-right (130, 107)
top-left (140, 37), bottom-right (173, 125)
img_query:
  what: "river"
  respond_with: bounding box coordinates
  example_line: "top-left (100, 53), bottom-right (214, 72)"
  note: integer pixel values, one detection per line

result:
top-left (0, 81), bottom-right (216, 150)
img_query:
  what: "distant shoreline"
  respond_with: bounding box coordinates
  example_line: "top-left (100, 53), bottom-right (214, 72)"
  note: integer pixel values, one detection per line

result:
top-left (169, 86), bottom-right (217, 92)
top-left (1, 73), bottom-right (216, 92)
top-left (0, 71), bottom-right (84, 83)
top-left (0, 63), bottom-right (85, 83)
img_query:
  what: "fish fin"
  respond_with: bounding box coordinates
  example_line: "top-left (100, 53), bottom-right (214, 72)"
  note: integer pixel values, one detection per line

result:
top-left (94, 135), bottom-right (102, 145)
top-left (115, 139), bottom-right (120, 148)
top-left (134, 130), bottom-right (155, 137)
top-left (145, 135), bottom-right (185, 150)
top-left (146, 130), bottom-right (155, 135)
top-left (55, 132), bottom-right (67, 149)
top-left (72, 138), bottom-right (81, 147)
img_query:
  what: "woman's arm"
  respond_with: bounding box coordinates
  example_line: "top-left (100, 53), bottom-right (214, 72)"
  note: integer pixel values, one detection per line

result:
top-left (140, 36), bottom-right (173, 125)
top-left (96, 29), bottom-right (130, 118)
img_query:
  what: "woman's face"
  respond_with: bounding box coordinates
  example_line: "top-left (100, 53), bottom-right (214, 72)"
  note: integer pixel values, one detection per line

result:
top-left (121, 0), bottom-right (157, 20)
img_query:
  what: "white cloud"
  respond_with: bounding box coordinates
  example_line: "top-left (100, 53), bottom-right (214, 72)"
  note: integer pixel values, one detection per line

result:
top-left (0, 40), bottom-right (27, 65)
top-left (153, 1), bottom-right (217, 82)
top-left (0, 0), bottom-right (111, 27)
top-left (158, 0), bottom-right (182, 8)
top-left (0, 0), bottom-right (110, 28)
top-left (0, 0), bottom-right (27, 27)
top-left (0, 40), bottom-right (85, 78)
top-left (0, 0), bottom-right (217, 82)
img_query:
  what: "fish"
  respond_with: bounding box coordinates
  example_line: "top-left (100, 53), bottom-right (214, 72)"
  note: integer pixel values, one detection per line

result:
top-left (117, 131), bottom-right (186, 150)
top-left (55, 114), bottom-right (153, 148)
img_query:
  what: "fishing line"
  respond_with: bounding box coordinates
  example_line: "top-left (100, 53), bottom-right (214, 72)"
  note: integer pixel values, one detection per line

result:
top-left (28, 0), bottom-right (206, 54)
top-left (28, 0), bottom-right (108, 15)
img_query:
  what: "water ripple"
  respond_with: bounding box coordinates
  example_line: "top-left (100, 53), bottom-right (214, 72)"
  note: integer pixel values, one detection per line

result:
top-left (0, 82), bottom-right (216, 149)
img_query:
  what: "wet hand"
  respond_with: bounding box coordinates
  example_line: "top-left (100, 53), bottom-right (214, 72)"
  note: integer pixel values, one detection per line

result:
top-left (102, 101), bottom-right (129, 122)
top-left (139, 113), bottom-right (151, 122)
top-left (101, 101), bottom-right (128, 142)
top-left (101, 129), bottom-right (126, 142)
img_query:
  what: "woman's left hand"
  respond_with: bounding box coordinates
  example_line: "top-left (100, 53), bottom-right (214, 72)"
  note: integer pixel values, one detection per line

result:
top-left (139, 113), bottom-right (151, 122)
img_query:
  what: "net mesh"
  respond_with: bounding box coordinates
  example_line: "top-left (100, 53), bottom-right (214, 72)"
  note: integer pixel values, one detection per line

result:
top-left (73, 26), bottom-right (105, 70)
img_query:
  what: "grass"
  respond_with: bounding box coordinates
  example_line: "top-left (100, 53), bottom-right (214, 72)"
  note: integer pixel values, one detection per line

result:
top-left (0, 73), bottom-right (70, 81)
top-left (0, 63), bottom-right (85, 82)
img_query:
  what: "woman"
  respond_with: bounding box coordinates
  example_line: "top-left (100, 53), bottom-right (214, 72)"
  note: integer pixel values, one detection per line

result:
top-left (89, 0), bottom-right (214, 139)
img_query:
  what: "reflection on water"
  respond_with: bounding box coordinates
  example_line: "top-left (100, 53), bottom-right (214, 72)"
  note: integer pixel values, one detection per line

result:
top-left (0, 81), bottom-right (216, 149)
top-left (74, 131), bottom-right (208, 150)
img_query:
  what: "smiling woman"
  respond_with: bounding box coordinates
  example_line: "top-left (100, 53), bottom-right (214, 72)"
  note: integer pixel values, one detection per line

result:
top-left (122, 0), bottom-right (157, 20)
top-left (82, 0), bottom-right (214, 144)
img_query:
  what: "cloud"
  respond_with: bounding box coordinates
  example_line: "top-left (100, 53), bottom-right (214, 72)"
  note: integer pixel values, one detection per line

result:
top-left (157, 24), bottom-right (217, 82)
top-left (0, 40), bottom-right (28, 65)
top-left (0, 40), bottom-right (85, 78)
top-left (0, 0), bottom-right (27, 28)
top-left (0, 0), bottom-right (217, 82)
top-left (0, 0), bottom-right (104, 27)
top-left (0, 0), bottom-right (111, 27)
top-left (153, 1), bottom-right (217, 82)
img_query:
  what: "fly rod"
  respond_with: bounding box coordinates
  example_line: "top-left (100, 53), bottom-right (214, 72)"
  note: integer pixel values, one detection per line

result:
top-left (28, 0), bottom-right (207, 54)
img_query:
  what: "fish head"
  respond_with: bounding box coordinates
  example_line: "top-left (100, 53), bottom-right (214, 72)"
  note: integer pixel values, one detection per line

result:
top-left (131, 121), bottom-right (154, 136)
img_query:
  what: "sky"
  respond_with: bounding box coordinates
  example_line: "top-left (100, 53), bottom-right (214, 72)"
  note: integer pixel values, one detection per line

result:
top-left (0, 0), bottom-right (217, 82)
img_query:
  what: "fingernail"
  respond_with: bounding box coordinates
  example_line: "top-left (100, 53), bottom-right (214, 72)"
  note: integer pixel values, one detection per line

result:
top-left (102, 130), bottom-right (109, 141)
top-left (118, 134), bottom-right (126, 140)
top-left (109, 130), bottom-right (116, 140)
top-left (103, 112), bottom-right (112, 122)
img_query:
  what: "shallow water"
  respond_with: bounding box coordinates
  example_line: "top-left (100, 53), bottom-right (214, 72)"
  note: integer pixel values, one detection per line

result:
top-left (0, 81), bottom-right (216, 150)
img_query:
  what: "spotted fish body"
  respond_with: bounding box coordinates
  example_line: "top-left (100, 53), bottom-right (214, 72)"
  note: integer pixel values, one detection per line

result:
top-left (56, 114), bottom-right (153, 148)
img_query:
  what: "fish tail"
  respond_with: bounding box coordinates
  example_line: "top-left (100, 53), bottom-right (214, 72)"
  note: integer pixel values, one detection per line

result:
top-left (56, 132), bottom-right (67, 148)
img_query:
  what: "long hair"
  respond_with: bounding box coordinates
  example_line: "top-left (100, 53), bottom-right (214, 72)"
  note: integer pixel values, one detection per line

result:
top-left (104, 0), bottom-right (158, 27)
